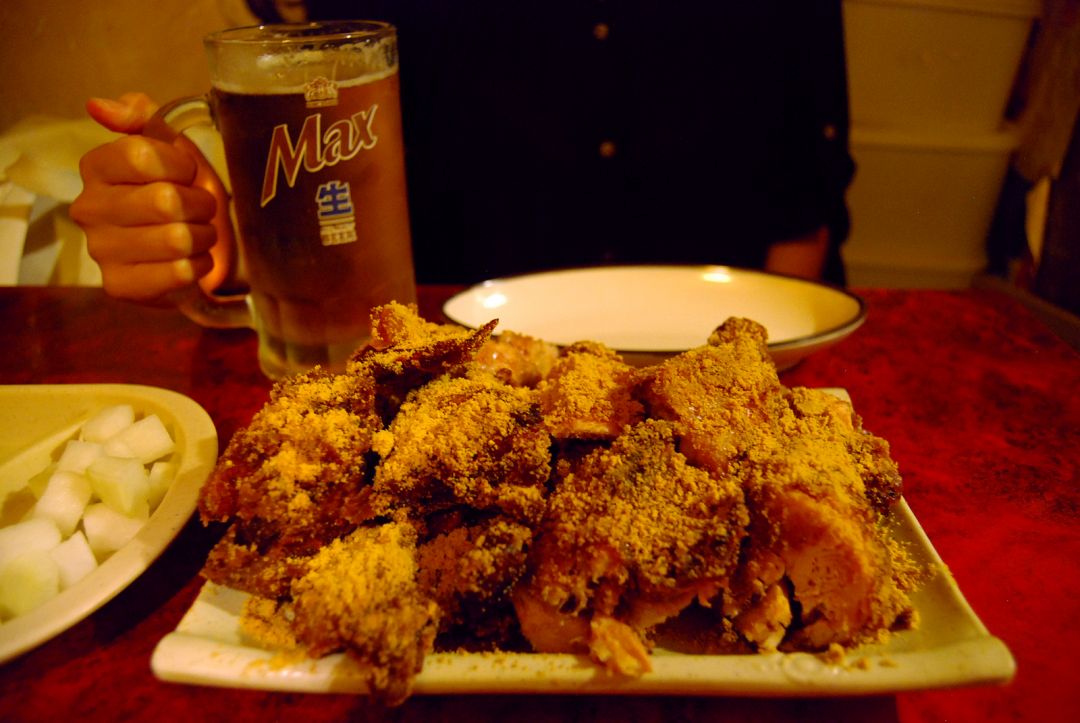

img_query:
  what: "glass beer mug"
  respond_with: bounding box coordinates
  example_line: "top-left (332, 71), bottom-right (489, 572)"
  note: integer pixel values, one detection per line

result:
top-left (147, 21), bottom-right (416, 379)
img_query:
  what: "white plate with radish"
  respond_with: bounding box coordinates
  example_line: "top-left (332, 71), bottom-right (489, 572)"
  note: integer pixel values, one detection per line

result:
top-left (0, 385), bottom-right (217, 663)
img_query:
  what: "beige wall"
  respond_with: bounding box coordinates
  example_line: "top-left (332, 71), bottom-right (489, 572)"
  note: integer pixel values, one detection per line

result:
top-left (0, 0), bottom-right (258, 132)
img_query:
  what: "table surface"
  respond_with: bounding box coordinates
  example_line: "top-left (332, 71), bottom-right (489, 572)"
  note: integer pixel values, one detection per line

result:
top-left (0, 285), bottom-right (1077, 722)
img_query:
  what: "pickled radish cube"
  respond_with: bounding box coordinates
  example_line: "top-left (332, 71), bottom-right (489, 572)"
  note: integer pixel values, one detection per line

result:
top-left (49, 531), bottom-right (97, 589)
top-left (147, 461), bottom-right (176, 510)
top-left (0, 549), bottom-right (60, 619)
top-left (31, 470), bottom-right (93, 537)
top-left (104, 414), bottom-right (174, 464)
top-left (82, 503), bottom-right (143, 559)
top-left (80, 404), bottom-right (135, 444)
top-left (56, 439), bottom-right (105, 474)
top-left (101, 437), bottom-right (135, 459)
top-left (86, 456), bottom-right (150, 517)
top-left (0, 518), bottom-right (62, 570)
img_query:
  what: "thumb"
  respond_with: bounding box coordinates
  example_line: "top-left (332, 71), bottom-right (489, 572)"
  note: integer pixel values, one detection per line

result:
top-left (85, 92), bottom-right (160, 134)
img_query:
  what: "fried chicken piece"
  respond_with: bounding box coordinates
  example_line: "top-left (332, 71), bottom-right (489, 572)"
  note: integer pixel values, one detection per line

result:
top-left (514, 419), bottom-right (748, 673)
top-left (643, 318), bottom-right (787, 474)
top-left (199, 303), bottom-right (499, 596)
top-left (200, 367), bottom-right (380, 525)
top-left (538, 341), bottom-right (645, 440)
top-left (642, 318), bottom-right (915, 651)
top-left (288, 522), bottom-right (439, 705)
top-left (198, 367), bottom-right (383, 594)
top-left (417, 515), bottom-right (533, 646)
top-left (201, 526), bottom-right (317, 598)
top-left (351, 302), bottom-right (499, 422)
top-left (715, 384), bottom-right (913, 650)
top-left (732, 436), bottom-right (919, 650)
top-left (785, 388), bottom-right (903, 512)
top-left (475, 330), bottom-right (560, 387)
top-left (371, 375), bottom-right (552, 525)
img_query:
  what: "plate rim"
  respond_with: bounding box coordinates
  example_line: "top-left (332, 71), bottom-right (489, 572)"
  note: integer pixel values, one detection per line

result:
top-left (149, 496), bottom-right (1016, 697)
top-left (0, 383), bottom-right (218, 664)
top-left (442, 264), bottom-right (868, 354)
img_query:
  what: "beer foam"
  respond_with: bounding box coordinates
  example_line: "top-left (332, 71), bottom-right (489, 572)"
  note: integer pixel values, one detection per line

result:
top-left (212, 40), bottom-right (397, 95)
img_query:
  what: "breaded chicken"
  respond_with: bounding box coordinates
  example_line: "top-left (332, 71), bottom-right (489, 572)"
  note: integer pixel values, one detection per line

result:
top-left (199, 367), bottom-right (380, 527)
top-left (731, 434), bottom-right (918, 650)
top-left (785, 388), bottom-right (903, 512)
top-left (289, 522), bottom-right (439, 705)
top-left (199, 303), bottom-right (500, 596)
top-left (417, 515), bottom-right (533, 646)
top-left (198, 367), bottom-right (382, 594)
top-left (645, 318), bottom-right (914, 651)
top-left (371, 375), bottom-right (552, 526)
top-left (201, 526), bottom-right (319, 599)
top-left (538, 341), bottom-right (645, 440)
top-left (351, 302), bottom-right (499, 422)
top-left (474, 330), bottom-right (560, 387)
top-left (727, 385), bottom-right (915, 650)
top-left (514, 419), bottom-right (748, 673)
top-left (198, 307), bottom-right (922, 701)
top-left (643, 318), bottom-right (787, 474)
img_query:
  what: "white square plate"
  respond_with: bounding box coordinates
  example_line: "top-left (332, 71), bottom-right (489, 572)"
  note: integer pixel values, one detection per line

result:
top-left (0, 384), bottom-right (218, 664)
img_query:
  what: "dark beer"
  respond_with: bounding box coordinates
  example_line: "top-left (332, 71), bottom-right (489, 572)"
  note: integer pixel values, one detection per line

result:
top-left (208, 26), bottom-right (415, 378)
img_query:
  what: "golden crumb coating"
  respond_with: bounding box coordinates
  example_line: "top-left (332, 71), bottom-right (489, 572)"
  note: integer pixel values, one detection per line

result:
top-left (515, 419), bottom-right (748, 669)
top-left (200, 303), bottom-right (501, 598)
top-left (372, 375), bottom-right (552, 525)
top-left (238, 596), bottom-right (303, 653)
top-left (643, 318), bottom-right (786, 475)
top-left (785, 388), bottom-right (903, 512)
top-left (417, 516), bottom-right (533, 645)
top-left (538, 341), bottom-right (645, 440)
top-left (198, 366), bottom-right (381, 588)
top-left (350, 302), bottom-right (499, 422)
top-left (200, 307), bottom-right (924, 701)
top-left (734, 436), bottom-right (920, 650)
top-left (201, 526), bottom-right (316, 599)
top-left (200, 367), bottom-right (379, 525)
top-left (642, 318), bottom-right (915, 651)
top-left (289, 522), bottom-right (439, 705)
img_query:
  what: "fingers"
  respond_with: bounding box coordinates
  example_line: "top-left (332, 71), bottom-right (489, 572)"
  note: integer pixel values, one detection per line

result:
top-left (78, 134), bottom-right (198, 188)
top-left (86, 222), bottom-right (217, 265)
top-left (72, 180), bottom-right (217, 228)
top-left (75, 93), bottom-right (236, 305)
top-left (81, 220), bottom-right (218, 304)
top-left (72, 175), bottom-right (220, 306)
top-left (97, 254), bottom-right (216, 305)
top-left (86, 93), bottom-right (159, 134)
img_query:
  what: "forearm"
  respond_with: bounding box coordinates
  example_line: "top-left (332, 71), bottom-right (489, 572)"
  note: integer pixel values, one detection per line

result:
top-left (764, 226), bottom-right (830, 281)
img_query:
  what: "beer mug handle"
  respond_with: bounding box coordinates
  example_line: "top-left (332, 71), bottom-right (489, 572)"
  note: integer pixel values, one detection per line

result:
top-left (144, 97), bottom-right (253, 330)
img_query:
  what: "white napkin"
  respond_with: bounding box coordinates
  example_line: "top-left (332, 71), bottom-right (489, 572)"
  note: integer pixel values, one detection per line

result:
top-left (0, 116), bottom-right (119, 286)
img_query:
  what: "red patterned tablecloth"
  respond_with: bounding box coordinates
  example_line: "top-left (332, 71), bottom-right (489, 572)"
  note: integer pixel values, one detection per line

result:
top-left (0, 286), bottom-right (1077, 722)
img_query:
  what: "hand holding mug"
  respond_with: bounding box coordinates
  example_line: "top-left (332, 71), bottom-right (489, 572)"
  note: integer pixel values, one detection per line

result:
top-left (72, 93), bottom-right (235, 304)
top-left (76, 22), bottom-right (416, 379)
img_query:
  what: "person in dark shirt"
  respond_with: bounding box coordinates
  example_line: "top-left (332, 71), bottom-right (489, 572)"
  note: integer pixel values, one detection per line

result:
top-left (72, 1), bottom-right (853, 304)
